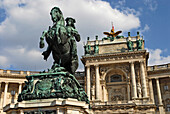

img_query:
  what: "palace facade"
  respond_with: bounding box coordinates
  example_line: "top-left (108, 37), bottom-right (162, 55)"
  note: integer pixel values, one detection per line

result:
top-left (0, 32), bottom-right (170, 114)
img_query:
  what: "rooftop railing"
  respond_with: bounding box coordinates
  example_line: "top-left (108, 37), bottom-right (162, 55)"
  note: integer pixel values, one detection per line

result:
top-left (92, 101), bottom-right (131, 106)
top-left (147, 63), bottom-right (170, 71)
top-left (0, 69), bottom-right (39, 75)
top-left (87, 36), bottom-right (139, 46)
top-left (0, 69), bottom-right (84, 77)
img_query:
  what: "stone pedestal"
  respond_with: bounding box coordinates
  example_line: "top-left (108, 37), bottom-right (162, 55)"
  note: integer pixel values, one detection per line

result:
top-left (3, 98), bottom-right (90, 114)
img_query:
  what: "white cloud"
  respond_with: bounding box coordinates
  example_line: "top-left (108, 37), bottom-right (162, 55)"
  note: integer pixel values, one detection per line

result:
top-left (1, 47), bottom-right (52, 70)
top-left (138, 24), bottom-right (150, 35)
top-left (144, 0), bottom-right (158, 11)
top-left (147, 48), bottom-right (170, 66)
top-left (0, 56), bottom-right (9, 68)
top-left (0, 0), bottom-right (141, 71)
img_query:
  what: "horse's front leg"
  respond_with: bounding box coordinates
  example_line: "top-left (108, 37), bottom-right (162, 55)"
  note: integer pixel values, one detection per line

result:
top-left (42, 46), bottom-right (52, 61)
top-left (39, 31), bottom-right (47, 48)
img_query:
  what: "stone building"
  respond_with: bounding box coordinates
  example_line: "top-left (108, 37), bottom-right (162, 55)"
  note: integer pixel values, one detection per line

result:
top-left (0, 32), bottom-right (170, 114)
top-left (81, 31), bottom-right (170, 114)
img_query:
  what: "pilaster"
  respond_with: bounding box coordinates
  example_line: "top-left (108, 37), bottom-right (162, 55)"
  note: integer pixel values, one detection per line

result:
top-left (140, 60), bottom-right (148, 98)
top-left (3, 82), bottom-right (9, 107)
top-left (86, 65), bottom-right (91, 100)
top-left (156, 78), bottom-right (165, 114)
top-left (95, 64), bottom-right (100, 100)
top-left (156, 78), bottom-right (163, 105)
top-left (18, 83), bottom-right (22, 94)
top-left (148, 79), bottom-right (154, 103)
top-left (130, 62), bottom-right (137, 98)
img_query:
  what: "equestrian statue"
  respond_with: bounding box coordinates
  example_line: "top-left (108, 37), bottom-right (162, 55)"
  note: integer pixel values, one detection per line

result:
top-left (39, 7), bottom-right (80, 74)
top-left (18, 7), bottom-right (89, 104)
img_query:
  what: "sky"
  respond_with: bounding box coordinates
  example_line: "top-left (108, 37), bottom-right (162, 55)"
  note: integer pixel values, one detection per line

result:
top-left (0, 0), bottom-right (169, 71)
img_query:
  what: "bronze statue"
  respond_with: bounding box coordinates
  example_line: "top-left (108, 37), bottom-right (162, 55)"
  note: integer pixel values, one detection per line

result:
top-left (39, 7), bottom-right (80, 74)
top-left (18, 7), bottom-right (89, 104)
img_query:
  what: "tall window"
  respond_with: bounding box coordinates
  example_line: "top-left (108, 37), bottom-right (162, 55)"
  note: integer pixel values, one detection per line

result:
top-left (110, 74), bottom-right (122, 82)
top-left (167, 105), bottom-right (170, 112)
top-left (164, 85), bottom-right (169, 91)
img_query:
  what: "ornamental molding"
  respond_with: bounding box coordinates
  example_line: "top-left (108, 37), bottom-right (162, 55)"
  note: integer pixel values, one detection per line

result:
top-left (82, 53), bottom-right (145, 65)
top-left (82, 50), bottom-right (146, 59)
top-left (100, 65), bottom-right (129, 81)
top-left (0, 74), bottom-right (26, 79)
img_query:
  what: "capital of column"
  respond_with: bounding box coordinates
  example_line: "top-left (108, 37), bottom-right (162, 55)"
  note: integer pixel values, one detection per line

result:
top-left (5, 82), bottom-right (9, 85)
top-left (85, 64), bottom-right (90, 67)
top-left (139, 60), bottom-right (144, 63)
top-left (129, 61), bottom-right (134, 64)
top-left (155, 78), bottom-right (159, 80)
top-left (94, 64), bottom-right (99, 67)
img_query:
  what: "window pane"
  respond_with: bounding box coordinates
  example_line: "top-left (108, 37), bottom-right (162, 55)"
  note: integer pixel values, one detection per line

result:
top-left (110, 74), bottom-right (122, 82)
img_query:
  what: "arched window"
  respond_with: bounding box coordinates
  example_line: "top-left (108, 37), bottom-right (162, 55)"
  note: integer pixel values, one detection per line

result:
top-left (110, 74), bottom-right (122, 82)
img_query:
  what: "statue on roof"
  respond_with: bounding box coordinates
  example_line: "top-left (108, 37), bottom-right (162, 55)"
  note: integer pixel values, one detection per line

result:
top-left (136, 32), bottom-right (143, 50)
top-left (127, 32), bottom-right (134, 51)
top-left (102, 24), bottom-right (123, 41)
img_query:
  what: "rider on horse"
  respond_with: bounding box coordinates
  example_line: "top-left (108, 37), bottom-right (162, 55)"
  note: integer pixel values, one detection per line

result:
top-left (39, 7), bottom-right (80, 74)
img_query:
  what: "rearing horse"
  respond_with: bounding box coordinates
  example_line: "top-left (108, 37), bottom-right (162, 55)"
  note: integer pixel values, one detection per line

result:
top-left (39, 7), bottom-right (78, 74)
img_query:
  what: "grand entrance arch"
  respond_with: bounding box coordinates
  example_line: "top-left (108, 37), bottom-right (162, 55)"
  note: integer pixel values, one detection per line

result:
top-left (105, 68), bottom-right (129, 103)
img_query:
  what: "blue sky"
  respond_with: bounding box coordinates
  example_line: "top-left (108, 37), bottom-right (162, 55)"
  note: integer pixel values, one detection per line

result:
top-left (106, 0), bottom-right (170, 54)
top-left (0, 0), bottom-right (169, 71)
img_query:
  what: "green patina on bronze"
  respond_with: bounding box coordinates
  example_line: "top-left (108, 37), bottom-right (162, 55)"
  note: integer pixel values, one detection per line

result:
top-left (18, 7), bottom-right (89, 104)
top-left (39, 7), bottom-right (80, 74)
top-left (94, 42), bottom-right (99, 54)
top-left (18, 65), bottom-right (89, 103)
top-left (127, 40), bottom-right (133, 51)
top-left (127, 32), bottom-right (134, 51)
top-left (136, 32), bottom-right (143, 50)
top-left (84, 44), bottom-right (91, 55)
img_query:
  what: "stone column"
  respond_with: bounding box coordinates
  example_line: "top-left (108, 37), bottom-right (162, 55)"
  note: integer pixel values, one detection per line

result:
top-left (0, 82), bottom-right (2, 92)
top-left (56, 108), bottom-right (59, 114)
top-left (103, 85), bottom-right (107, 101)
top-left (140, 61), bottom-right (148, 97)
top-left (156, 78), bottom-right (165, 114)
top-left (156, 78), bottom-right (163, 105)
top-left (130, 62), bottom-right (137, 98)
top-left (0, 82), bottom-right (2, 105)
top-left (3, 82), bottom-right (9, 107)
top-left (149, 79), bottom-right (155, 103)
top-left (86, 65), bottom-right (91, 100)
top-left (19, 110), bottom-right (24, 114)
top-left (95, 64), bottom-right (100, 100)
top-left (127, 82), bottom-right (130, 102)
top-left (18, 83), bottom-right (22, 94)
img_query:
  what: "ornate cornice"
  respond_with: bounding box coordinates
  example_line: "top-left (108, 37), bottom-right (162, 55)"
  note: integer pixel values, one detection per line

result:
top-left (82, 50), bottom-right (147, 59)
top-left (81, 50), bottom-right (148, 65)
top-left (92, 103), bottom-right (156, 110)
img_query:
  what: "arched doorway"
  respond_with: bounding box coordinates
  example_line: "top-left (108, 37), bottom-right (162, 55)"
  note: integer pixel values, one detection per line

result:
top-left (105, 68), bottom-right (128, 104)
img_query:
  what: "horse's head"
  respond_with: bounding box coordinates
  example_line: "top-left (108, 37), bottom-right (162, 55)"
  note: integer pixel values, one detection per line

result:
top-left (50, 7), bottom-right (64, 25)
